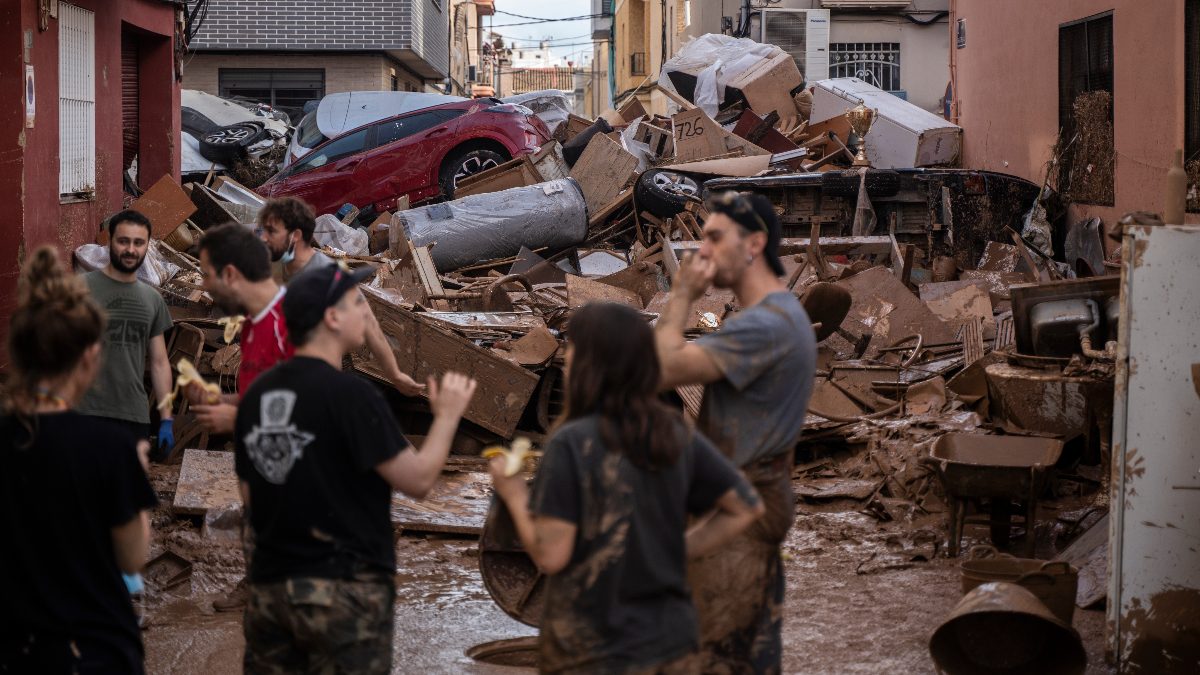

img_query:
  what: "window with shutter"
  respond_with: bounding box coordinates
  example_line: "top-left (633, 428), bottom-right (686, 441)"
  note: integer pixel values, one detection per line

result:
top-left (59, 3), bottom-right (96, 198)
top-left (1058, 12), bottom-right (1114, 205)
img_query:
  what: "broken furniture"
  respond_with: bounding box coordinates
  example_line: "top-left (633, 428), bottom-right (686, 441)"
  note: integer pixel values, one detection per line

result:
top-left (926, 433), bottom-right (1063, 557)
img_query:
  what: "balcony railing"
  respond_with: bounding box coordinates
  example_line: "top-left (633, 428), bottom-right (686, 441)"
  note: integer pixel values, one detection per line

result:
top-left (630, 52), bottom-right (647, 76)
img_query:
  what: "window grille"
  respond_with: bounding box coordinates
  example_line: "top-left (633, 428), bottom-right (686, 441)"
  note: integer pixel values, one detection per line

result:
top-left (829, 43), bottom-right (900, 92)
top-left (59, 3), bottom-right (95, 197)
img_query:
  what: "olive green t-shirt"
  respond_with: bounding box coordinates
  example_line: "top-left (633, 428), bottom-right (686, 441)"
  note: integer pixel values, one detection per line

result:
top-left (76, 270), bottom-right (173, 424)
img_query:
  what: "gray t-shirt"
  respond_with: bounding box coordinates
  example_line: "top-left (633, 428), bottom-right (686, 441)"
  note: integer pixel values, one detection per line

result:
top-left (279, 250), bottom-right (335, 282)
top-left (694, 290), bottom-right (816, 467)
top-left (77, 270), bottom-right (173, 424)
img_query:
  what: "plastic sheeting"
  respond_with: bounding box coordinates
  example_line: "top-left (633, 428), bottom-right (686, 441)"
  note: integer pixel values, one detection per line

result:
top-left (502, 90), bottom-right (572, 137)
top-left (313, 214), bottom-right (369, 257)
top-left (400, 178), bottom-right (588, 271)
top-left (658, 34), bottom-right (786, 118)
top-left (75, 241), bottom-right (181, 287)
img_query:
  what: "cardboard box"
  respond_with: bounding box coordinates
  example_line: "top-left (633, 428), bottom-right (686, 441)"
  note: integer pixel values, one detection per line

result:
top-left (725, 52), bottom-right (804, 125)
top-left (810, 78), bottom-right (962, 169)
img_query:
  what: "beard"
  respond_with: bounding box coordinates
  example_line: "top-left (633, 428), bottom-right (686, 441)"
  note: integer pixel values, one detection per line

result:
top-left (211, 291), bottom-right (246, 316)
top-left (110, 247), bottom-right (146, 274)
top-left (267, 243), bottom-right (286, 263)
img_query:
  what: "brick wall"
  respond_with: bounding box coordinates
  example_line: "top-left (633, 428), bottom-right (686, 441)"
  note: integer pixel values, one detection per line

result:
top-left (182, 53), bottom-right (424, 96)
top-left (191, 0), bottom-right (448, 76)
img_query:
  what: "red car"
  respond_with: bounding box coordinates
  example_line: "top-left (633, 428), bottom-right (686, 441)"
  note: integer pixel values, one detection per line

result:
top-left (258, 99), bottom-right (551, 215)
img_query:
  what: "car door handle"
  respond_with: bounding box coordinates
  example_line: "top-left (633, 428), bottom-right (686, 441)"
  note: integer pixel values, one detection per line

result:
top-left (426, 128), bottom-right (448, 137)
top-left (337, 158), bottom-right (362, 172)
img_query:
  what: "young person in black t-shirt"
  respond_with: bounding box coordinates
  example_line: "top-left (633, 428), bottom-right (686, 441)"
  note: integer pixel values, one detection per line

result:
top-left (488, 302), bottom-right (764, 674)
top-left (0, 247), bottom-right (158, 674)
top-left (235, 261), bottom-right (477, 674)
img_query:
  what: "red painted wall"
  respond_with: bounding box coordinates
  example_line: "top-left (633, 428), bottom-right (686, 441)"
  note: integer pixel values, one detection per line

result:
top-left (950, 0), bottom-right (1198, 230)
top-left (0, 0), bottom-right (179, 366)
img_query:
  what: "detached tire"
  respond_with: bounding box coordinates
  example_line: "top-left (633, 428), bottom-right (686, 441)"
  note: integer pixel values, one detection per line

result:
top-left (635, 169), bottom-right (701, 219)
top-left (440, 148), bottom-right (508, 200)
top-left (199, 122), bottom-right (268, 163)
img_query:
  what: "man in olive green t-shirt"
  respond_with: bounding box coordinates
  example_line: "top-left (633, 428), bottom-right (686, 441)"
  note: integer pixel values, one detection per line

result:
top-left (77, 210), bottom-right (176, 458)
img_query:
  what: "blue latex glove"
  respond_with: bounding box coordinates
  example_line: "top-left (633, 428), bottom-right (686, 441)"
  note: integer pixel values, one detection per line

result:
top-left (157, 419), bottom-right (175, 455)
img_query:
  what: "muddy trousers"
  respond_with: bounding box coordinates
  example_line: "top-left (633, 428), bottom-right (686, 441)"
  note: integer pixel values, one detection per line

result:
top-left (243, 576), bottom-right (394, 675)
top-left (688, 452), bottom-right (794, 675)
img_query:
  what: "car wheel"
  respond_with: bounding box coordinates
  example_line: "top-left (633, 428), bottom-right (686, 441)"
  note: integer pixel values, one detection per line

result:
top-left (635, 169), bottom-right (701, 218)
top-left (440, 149), bottom-right (508, 200)
top-left (199, 122), bottom-right (268, 163)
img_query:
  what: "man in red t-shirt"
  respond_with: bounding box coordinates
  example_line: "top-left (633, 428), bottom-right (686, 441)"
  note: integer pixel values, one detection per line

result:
top-left (192, 224), bottom-right (294, 434)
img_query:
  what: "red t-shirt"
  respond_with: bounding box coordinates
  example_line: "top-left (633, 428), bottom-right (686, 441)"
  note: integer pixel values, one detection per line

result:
top-left (237, 288), bottom-right (294, 397)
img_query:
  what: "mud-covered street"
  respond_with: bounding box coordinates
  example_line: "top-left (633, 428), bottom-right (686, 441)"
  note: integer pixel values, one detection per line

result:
top-left (142, 464), bottom-right (1114, 674)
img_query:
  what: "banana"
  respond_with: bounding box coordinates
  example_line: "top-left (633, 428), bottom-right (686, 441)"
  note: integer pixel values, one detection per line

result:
top-left (218, 315), bottom-right (245, 344)
top-left (482, 437), bottom-right (541, 477)
top-left (158, 358), bottom-right (222, 411)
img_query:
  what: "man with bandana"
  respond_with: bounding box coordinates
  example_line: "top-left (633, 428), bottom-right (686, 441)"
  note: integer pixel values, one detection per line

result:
top-left (77, 209), bottom-right (176, 459)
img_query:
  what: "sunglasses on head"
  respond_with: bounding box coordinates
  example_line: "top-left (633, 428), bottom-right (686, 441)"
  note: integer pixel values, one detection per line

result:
top-left (706, 191), bottom-right (768, 233)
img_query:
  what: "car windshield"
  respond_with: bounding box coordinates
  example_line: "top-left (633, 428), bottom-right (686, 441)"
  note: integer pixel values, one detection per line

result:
top-left (296, 112), bottom-right (327, 149)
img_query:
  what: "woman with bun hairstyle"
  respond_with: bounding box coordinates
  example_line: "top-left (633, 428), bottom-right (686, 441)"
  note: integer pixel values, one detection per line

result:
top-left (0, 246), bottom-right (158, 674)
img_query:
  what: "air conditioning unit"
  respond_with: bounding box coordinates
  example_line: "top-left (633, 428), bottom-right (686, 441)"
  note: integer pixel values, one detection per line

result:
top-left (467, 65), bottom-right (478, 83)
top-left (757, 8), bottom-right (830, 84)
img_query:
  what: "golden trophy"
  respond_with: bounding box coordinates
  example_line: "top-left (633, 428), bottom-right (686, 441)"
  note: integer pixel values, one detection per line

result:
top-left (845, 103), bottom-right (877, 167)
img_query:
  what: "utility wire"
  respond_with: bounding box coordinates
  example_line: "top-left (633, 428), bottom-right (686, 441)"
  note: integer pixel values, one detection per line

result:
top-left (488, 15), bottom-right (605, 28)
top-left (494, 9), bottom-right (610, 21)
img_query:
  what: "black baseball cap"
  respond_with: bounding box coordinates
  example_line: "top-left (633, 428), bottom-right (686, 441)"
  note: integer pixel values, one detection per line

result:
top-left (704, 191), bottom-right (786, 277)
top-left (282, 261), bottom-right (374, 341)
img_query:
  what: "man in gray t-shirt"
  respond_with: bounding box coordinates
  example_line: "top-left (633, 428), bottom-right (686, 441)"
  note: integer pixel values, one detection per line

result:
top-left (78, 210), bottom-right (176, 455)
top-left (655, 191), bottom-right (816, 673)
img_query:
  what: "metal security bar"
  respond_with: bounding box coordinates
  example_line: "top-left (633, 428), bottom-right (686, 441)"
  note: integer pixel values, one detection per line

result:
top-left (829, 42), bottom-right (901, 92)
top-left (59, 3), bottom-right (96, 197)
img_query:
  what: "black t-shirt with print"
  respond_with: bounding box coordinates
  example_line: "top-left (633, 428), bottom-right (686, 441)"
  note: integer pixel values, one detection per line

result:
top-left (235, 357), bottom-right (405, 583)
top-left (529, 414), bottom-right (748, 673)
top-left (0, 412), bottom-right (158, 673)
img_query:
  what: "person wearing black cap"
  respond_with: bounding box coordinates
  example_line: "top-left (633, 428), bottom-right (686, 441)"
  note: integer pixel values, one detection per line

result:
top-left (654, 190), bottom-right (817, 673)
top-left (234, 261), bottom-right (477, 673)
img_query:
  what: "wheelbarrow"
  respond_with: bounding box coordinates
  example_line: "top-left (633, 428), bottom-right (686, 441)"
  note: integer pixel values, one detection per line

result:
top-left (924, 433), bottom-right (1063, 557)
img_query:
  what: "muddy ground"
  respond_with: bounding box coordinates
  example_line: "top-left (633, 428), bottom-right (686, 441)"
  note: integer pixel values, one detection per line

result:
top-left (142, 464), bottom-right (1113, 674)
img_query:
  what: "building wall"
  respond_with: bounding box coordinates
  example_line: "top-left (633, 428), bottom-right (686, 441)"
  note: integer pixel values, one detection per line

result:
top-left (192, 0), bottom-right (449, 78)
top-left (0, 0), bottom-right (179, 364)
top-left (613, 0), bottom-right (647, 98)
top-left (951, 0), bottom-right (1198, 226)
top-left (182, 52), bottom-right (424, 97)
top-left (678, 0), bottom-right (949, 112)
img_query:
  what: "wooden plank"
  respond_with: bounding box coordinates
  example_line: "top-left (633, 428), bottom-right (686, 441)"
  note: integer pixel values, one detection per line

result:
top-left (1055, 512), bottom-right (1109, 608)
top-left (672, 108), bottom-right (769, 164)
top-left (569, 133), bottom-right (639, 215)
top-left (173, 449), bottom-right (239, 517)
top-left (617, 96), bottom-right (648, 122)
top-left (494, 325), bottom-right (560, 367)
top-left (411, 243), bottom-right (449, 310)
top-left (131, 175), bottom-right (198, 239)
top-left (353, 287), bottom-right (540, 438)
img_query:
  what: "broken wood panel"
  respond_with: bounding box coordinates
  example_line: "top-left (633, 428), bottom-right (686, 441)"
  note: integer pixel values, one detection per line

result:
top-left (920, 281), bottom-right (996, 334)
top-left (494, 325), bottom-right (560, 367)
top-left (672, 108), bottom-right (769, 164)
top-left (644, 288), bottom-right (734, 329)
top-left (411, 243), bottom-right (449, 310)
top-left (835, 266), bottom-right (958, 356)
top-left (354, 287), bottom-right (540, 438)
top-left (189, 184), bottom-right (246, 229)
top-left (566, 274), bottom-right (642, 309)
top-left (569, 132), bottom-right (639, 215)
top-left (173, 449), bottom-right (240, 516)
top-left (960, 318), bottom-right (986, 367)
top-left (597, 261), bottom-right (664, 307)
top-left (131, 175), bottom-right (199, 238)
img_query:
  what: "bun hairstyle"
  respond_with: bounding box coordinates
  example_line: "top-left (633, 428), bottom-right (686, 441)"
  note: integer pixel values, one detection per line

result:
top-left (5, 246), bottom-right (105, 409)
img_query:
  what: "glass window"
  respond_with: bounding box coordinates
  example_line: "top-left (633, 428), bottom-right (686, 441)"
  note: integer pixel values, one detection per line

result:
top-left (288, 128), bottom-right (369, 175)
top-left (373, 110), bottom-right (463, 148)
top-left (219, 69), bottom-right (324, 123)
top-left (295, 111), bottom-right (326, 150)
